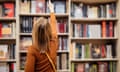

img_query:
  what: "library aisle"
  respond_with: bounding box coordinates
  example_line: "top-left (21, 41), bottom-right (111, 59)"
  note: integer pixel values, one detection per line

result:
top-left (0, 0), bottom-right (120, 72)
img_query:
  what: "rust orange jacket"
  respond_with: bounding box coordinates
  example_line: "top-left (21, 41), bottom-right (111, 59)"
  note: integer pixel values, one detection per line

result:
top-left (25, 13), bottom-right (58, 72)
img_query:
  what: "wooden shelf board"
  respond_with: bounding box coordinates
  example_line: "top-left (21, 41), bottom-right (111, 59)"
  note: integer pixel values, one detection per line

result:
top-left (0, 0), bottom-right (15, 2)
top-left (0, 37), bottom-right (16, 40)
top-left (19, 50), bottom-right (27, 53)
top-left (71, 18), bottom-right (118, 22)
top-left (0, 17), bottom-right (16, 20)
top-left (71, 58), bottom-right (118, 62)
top-left (57, 69), bottom-right (70, 72)
top-left (0, 59), bottom-right (16, 62)
top-left (57, 50), bottom-right (69, 53)
top-left (71, 37), bottom-right (118, 40)
top-left (19, 13), bottom-right (69, 17)
top-left (71, 0), bottom-right (117, 4)
top-left (20, 33), bottom-right (32, 35)
top-left (57, 33), bottom-right (69, 36)
top-left (20, 33), bottom-right (69, 36)
top-left (20, 50), bottom-right (69, 53)
top-left (21, 70), bottom-right (70, 72)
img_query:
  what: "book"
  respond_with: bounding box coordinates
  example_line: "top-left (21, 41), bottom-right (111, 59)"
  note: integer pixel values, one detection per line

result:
top-left (20, 0), bottom-right (30, 13)
top-left (3, 2), bottom-right (14, 17)
top-left (102, 21), bottom-right (107, 37)
top-left (1, 23), bottom-right (12, 37)
top-left (36, 0), bottom-right (45, 13)
top-left (20, 37), bottom-right (32, 50)
top-left (0, 4), bottom-right (2, 17)
top-left (31, 0), bottom-right (36, 14)
top-left (0, 23), bottom-right (2, 37)
top-left (0, 45), bottom-right (8, 59)
top-left (54, 0), bottom-right (66, 13)
top-left (109, 21), bottom-right (113, 37)
top-left (61, 53), bottom-right (67, 69)
top-left (0, 63), bottom-right (9, 72)
top-left (91, 44), bottom-right (101, 58)
top-left (75, 63), bottom-right (84, 72)
top-left (20, 55), bottom-right (26, 70)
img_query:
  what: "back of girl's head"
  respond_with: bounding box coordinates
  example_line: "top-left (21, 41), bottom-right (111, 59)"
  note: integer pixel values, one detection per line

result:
top-left (32, 17), bottom-right (52, 53)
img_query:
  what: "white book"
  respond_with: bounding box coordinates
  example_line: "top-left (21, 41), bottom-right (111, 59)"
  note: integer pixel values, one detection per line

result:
top-left (57, 55), bottom-right (60, 69)
top-left (58, 37), bottom-right (62, 50)
top-left (0, 45), bottom-right (8, 59)
top-left (31, 0), bottom-right (36, 14)
top-left (106, 45), bottom-right (112, 58)
top-left (63, 38), bottom-right (68, 50)
top-left (74, 4), bottom-right (83, 18)
top-left (61, 54), bottom-right (67, 69)
top-left (85, 63), bottom-right (89, 72)
top-left (88, 6), bottom-right (98, 18)
top-left (12, 22), bottom-right (16, 38)
top-left (106, 4), bottom-right (110, 18)
top-left (0, 63), bottom-right (8, 72)
top-left (73, 42), bottom-right (75, 59)
top-left (14, 63), bottom-right (16, 72)
top-left (81, 44), bottom-right (85, 59)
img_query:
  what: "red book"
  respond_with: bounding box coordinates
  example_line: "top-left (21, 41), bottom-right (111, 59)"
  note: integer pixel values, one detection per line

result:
top-left (0, 23), bottom-right (2, 37)
top-left (76, 63), bottom-right (84, 72)
top-left (59, 23), bottom-right (64, 33)
top-left (102, 21), bottom-right (106, 37)
top-left (101, 44), bottom-right (106, 58)
top-left (3, 3), bottom-right (14, 17)
top-left (109, 21), bottom-right (113, 37)
top-left (36, 0), bottom-right (45, 13)
top-left (83, 24), bottom-right (87, 37)
top-left (9, 63), bottom-right (14, 72)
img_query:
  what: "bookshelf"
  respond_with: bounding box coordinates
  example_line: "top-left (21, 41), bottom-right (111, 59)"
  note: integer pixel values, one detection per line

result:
top-left (0, 0), bottom-right (120, 72)
top-left (0, 0), bottom-right (17, 71)
top-left (70, 0), bottom-right (120, 71)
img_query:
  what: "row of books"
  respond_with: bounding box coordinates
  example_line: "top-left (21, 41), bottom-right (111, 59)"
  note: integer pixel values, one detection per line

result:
top-left (20, 17), bottom-right (33, 33)
top-left (20, 16), bottom-right (68, 33)
top-left (20, 54), bottom-right (26, 70)
top-left (57, 19), bottom-right (68, 33)
top-left (73, 21), bottom-right (114, 38)
top-left (72, 43), bottom-right (115, 59)
top-left (0, 2), bottom-right (15, 17)
top-left (57, 53), bottom-right (69, 70)
top-left (0, 44), bottom-right (16, 59)
top-left (71, 61), bottom-right (116, 72)
top-left (0, 63), bottom-right (16, 72)
top-left (71, 3), bottom-right (116, 18)
top-left (20, 0), bottom-right (66, 14)
top-left (20, 36), bottom-right (32, 50)
top-left (58, 37), bottom-right (68, 51)
top-left (0, 22), bottom-right (16, 38)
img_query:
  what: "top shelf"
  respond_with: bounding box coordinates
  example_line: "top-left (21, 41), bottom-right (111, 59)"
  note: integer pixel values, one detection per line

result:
top-left (19, 13), bottom-right (69, 17)
top-left (71, 0), bottom-right (117, 4)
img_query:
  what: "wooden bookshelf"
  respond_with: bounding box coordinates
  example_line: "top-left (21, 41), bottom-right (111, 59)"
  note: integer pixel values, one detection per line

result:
top-left (0, 0), bottom-right (119, 72)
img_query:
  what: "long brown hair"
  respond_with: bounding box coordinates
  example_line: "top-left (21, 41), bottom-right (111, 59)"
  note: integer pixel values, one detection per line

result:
top-left (32, 17), bottom-right (52, 53)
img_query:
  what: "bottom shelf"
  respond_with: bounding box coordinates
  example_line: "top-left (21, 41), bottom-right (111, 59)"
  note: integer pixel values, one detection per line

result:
top-left (71, 58), bottom-right (118, 62)
top-left (20, 69), bottom-right (70, 72)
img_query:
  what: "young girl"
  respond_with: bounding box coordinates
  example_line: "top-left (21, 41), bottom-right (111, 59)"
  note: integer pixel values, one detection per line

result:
top-left (25, 0), bottom-right (58, 72)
